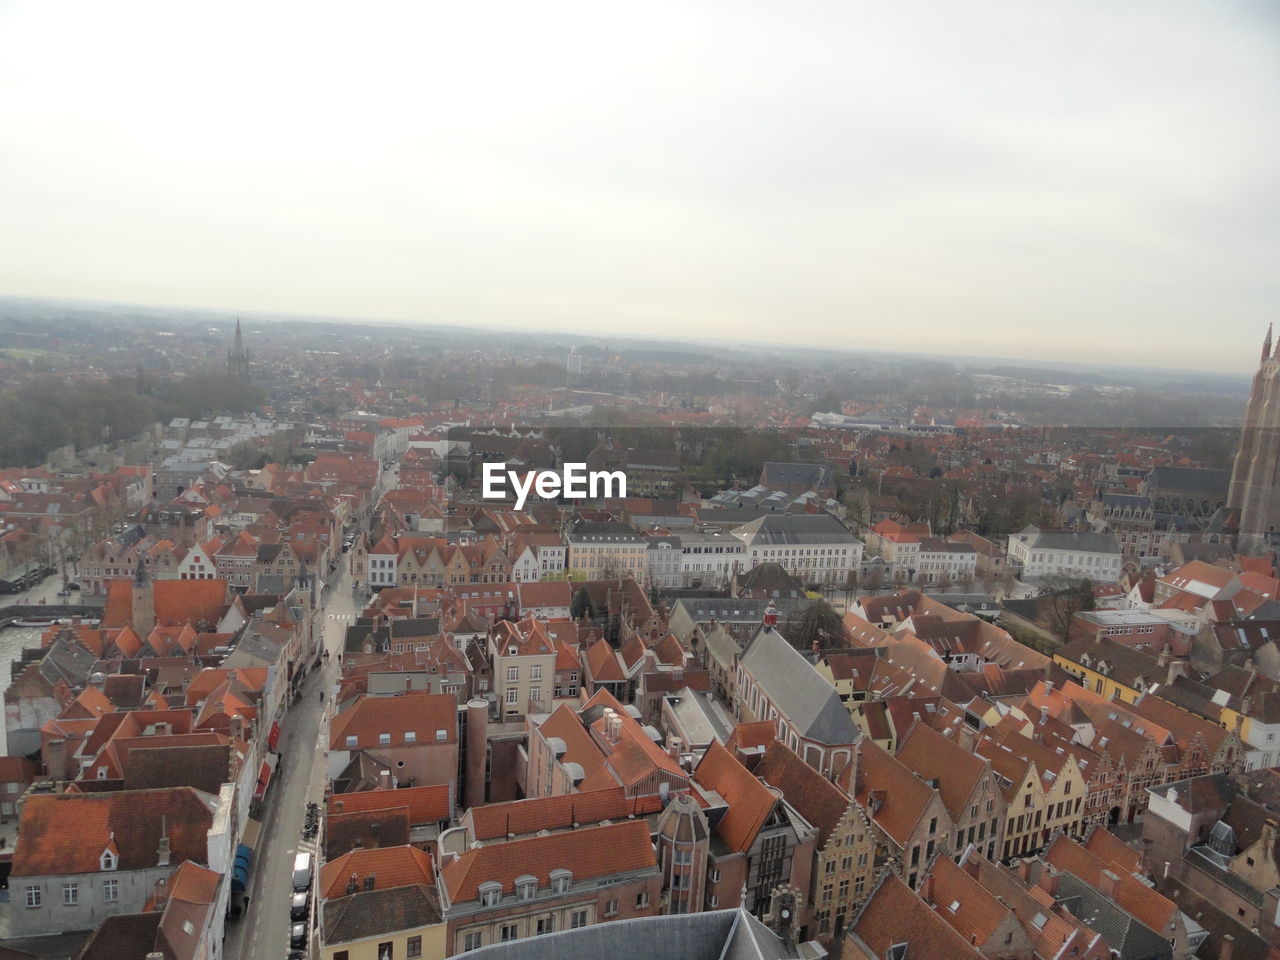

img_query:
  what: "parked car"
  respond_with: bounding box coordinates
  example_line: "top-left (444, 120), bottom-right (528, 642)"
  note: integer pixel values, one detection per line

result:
top-left (290, 922), bottom-right (307, 948)
top-left (65, 580), bottom-right (81, 590)
top-left (291, 852), bottom-right (312, 892)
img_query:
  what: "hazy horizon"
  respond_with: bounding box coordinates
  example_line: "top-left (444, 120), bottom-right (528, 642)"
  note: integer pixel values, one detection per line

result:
top-left (0, 291), bottom-right (1260, 386)
top-left (2, 2), bottom-right (1277, 374)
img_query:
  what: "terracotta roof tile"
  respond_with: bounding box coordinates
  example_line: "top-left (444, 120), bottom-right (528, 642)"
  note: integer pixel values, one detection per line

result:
top-left (1043, 834), bottom-right (1178, 937)
top-left (329, 691), bottom-right (457, 751)
top-left (320, 845), bottom-right (435, 901)
top-left (924, 854), bottom-right (1009, 946)
top-left (693, 740), bottom-right (778, 854)
top-left (441, 820), bottom-right (656, 903)
top-left (12, 787), bottom-right (217, 876)
top-left (851, 872), bottom-right (984, 959)
top-left (755, 741), bottom-right (850, 845)
top-left (895, 721), bottom-right (987, 822)
top-left (853, 739), bottom-right (935, 847)
top-left (466, 788), bottom-right (664, 841)
top-left (327, 784), bottom-right (452, 825)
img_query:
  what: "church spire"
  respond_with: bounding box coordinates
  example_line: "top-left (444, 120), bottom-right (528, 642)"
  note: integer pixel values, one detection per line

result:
top-left (228, 315), bottom-right (250, 379)
top-left (1264, 323), bottom-right (1274, 363)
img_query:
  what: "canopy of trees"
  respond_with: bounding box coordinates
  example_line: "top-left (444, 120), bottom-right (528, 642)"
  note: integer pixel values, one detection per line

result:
top-left (0, 373), bottom-right (264, 468)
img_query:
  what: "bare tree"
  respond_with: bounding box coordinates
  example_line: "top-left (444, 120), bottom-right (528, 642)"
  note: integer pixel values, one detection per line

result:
top-left (841, 568), bottom-right (860, 610)
top-left (1039, 575), bottom-right (1096, 641)
top-left (865, 566), bottom-right (884, 594)
top-left (979, 565), bottom-right (997, 596)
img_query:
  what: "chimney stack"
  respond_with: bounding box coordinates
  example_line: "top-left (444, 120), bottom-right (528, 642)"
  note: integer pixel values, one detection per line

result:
top-left (1037, 864), bottom-right (1058, 897)
top-left (465, 699), bottom-right (488, 810)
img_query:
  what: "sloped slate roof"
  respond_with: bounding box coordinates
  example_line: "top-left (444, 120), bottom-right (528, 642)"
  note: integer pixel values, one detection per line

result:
top-left (739, 626), bottom-right (859, 746)
top-left (1055, 872), bottom-right (1172, 960)
top-left (322, 884), bottom-right (441, 946)
top-left (459, 909), bottom-right (793, 960)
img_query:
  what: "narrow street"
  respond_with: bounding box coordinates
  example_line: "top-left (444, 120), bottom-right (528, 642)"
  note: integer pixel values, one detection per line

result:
top-left (223, 563), bottom-right (359, 960)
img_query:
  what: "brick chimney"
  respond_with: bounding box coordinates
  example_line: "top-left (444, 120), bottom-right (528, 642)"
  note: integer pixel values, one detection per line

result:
top-left (1037, 864), bottom-right (1058, 897)
top-left (919, 872), bottom-right (935, 903)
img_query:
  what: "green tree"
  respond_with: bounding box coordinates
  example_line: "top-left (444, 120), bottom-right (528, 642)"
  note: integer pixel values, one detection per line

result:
top-left (570, 585), bottom-right (596, 621)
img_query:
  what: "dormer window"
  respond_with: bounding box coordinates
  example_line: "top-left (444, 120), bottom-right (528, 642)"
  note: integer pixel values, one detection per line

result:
top-left (550, 869), bottom-right (572, 894)
top-left (515, 875), bottom-right (537, 901)
top-left (100, 849), bottom-right (117, 871)
top-left (479, 882), bottom-right (502, 907)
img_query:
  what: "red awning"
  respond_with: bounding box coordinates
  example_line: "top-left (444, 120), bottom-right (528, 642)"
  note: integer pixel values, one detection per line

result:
top-left (254, 755), bottom-right (278, 800)
top-left (268, 721), bottom-right (281, 751)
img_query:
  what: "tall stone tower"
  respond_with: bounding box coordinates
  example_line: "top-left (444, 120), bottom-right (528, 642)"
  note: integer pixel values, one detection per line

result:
top-left (1229, 324), bottom-right (1280, 555)
top-left (227, 318), bottom-right (250, 379)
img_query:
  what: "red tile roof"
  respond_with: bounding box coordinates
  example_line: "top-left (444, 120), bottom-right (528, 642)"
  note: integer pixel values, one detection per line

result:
top-left (102, 578), bottom-right (230, 629)
top-left (466, 788), bottom-right (664, 841)
top-left (328, 784), bottom-right (452, 825)
top-left (585, 637), bottom-right (626, 683)
top-left (754, 741), bottom-right (850, 846)
top-left (725, 721), bottom-right (777, 754)
top-left (896, 722), bottom-right (988, 823)
top-left (1043, 834), bottom-right (1179, 937)
top-left (852, 739), bottom-right (935, 847)
top-left (693, 740), bottom-right (778, 854)
top-left (320, 845), bottom-right (435, 900)
top-left (851, 873), bottom-right (984, 959)
top-left (441, 820), bottom-right (656, 903)
top-left (12, 787), bottom-right (217, 876)
top-left (329, 691), bottom-right (458, 751)
top-left (924, 854), bottom-right (1010, 946)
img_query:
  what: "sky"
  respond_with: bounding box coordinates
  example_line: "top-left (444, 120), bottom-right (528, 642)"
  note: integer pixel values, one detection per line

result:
top-left (1, 2), bottom-right (1277, 373)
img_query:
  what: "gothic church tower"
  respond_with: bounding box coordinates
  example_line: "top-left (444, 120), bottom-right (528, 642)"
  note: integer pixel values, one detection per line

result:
top-left (1229, 325), bottom-right (1280, 554)
top-left (227, 318), bottom-right (251, 379)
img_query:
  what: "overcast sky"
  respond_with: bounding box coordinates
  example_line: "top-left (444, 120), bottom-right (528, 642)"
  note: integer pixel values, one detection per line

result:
top-left (1, 2), bottom-right (1276, 372)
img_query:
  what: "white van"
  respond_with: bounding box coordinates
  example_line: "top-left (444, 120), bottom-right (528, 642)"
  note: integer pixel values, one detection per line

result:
top-left (291, 851), bottom-right (312, 892)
